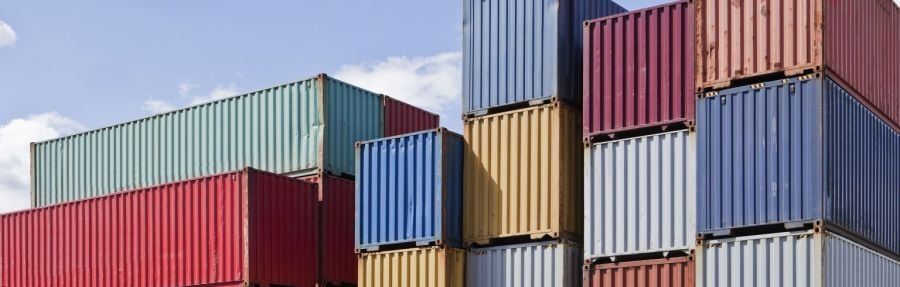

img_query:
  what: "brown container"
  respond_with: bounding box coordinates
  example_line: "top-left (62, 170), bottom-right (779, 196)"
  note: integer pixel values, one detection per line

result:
top-left (696, 0), bottom-right (900, 130)
top-left (383, 95), bottom-right (440, 137)
top-left (584, 257), bottom-right (695, 287)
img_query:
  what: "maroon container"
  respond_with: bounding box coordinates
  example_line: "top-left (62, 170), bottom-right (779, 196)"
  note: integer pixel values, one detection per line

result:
top-left (384, 95), bottom-right (440, 137)
top-left (583, 1), bottom-right (695, 141)
top-left (0, 169), bottom-right (319, 287)
top-left (302, 173), bottom-right (356, 286)
top-left (584, 257), bottom-right (695, 287)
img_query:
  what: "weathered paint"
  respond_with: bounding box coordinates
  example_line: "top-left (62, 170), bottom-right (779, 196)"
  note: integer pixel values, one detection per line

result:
top-left (462, 0), bottom-right (626, 114)
top-left (31, 74), bottom-right (384, 206)
top-left (696, 230), bottom-right (900, 287)
top-left (0, 169), bottom-right (319, 287)
top-left (584, 256), bottom-right (695, 287)
top-left (696, 73), bottom-right (900, 256)
top-left (357, 246), bottom-right (465, 287)
top-left (302, 173), bottom-right (357, 286)
top-left (356, 129), bottom-right (464, 250)
top-left (463, 104), bottom-right (583, 245)
top-left (583, 1), bottom-right (695, 139)
top-left (696, 0), bottom-right (900, 130)
top-left (467, 240), bottom-right (582, 287)
top-left (383, 95), bottom-right (440, 137)
top-left (584, 130), bottom-right (696, 261)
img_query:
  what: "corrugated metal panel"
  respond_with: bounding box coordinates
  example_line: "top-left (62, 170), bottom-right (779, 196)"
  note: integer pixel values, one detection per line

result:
top-left (356, 129), bottom-right (464, 250)
top-left (696, 74), bottom-right (900, 256)
top-left (0, 169), bottom-right (319, 287)
top-left (583, 1), bottom-right (695, 139)
top-left (463, 104), bottom-right (582, 245)
top-left (462, 0), bottom-right (626, 114)
top-left (467, 240), bottom-right (582, 287)
top-left (584, 130), bottom-right (696, 260)
top-left (358, 247), bottom-right (465, 287)
top-left (31, 74), bottom-right (384, 207)
top-left (383, 96), bottom-right (440, 137)
top-left (584, 256), bottom-right (695, 287)
top-left (311, 174), bottom-right (358, 286)
top-left (696, 230), bottom-right (900, 287)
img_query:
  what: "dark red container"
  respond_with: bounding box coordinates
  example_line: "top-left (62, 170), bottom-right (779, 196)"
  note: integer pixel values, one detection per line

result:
top-left (584, 257), bottom-right (695, 287)
top-left (0, 169), bottom-right (319, 287)
top-left (302, 173), bottom-right (356, 286)
top-left (384, 95), bottom-right (440, 137)
top-left (583, 1), bottom-right (695, 141)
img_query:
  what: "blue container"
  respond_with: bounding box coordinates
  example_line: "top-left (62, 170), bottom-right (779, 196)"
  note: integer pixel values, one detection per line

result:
top-left (462, 0), bottom-right (626, 115)
top-left (697, 73), bottom-right (900, 256)
top-left (355, 128), bottom-right (464, 251)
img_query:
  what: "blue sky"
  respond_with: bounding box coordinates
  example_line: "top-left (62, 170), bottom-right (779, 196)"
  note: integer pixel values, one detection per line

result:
top-left (0, 0), bottom-right (670, 211)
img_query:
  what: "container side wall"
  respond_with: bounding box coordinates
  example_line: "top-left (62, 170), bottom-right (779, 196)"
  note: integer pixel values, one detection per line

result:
top-left (584, 257), bottom-right (695, 287)
top-left (696, 0), bottom-right (823, 89)
top-left (463, 104), bottom-right (583, 244)
top-left (247, 171), bottom-right (319, 287)
top-left (320, 175), bottom-right (358, 285)
top-left (383, 96), bottom-right (440, 137)
top-left (822, 78), bottom-right (900, 257)
top-left (358, 247), bottom-right (465, 287)
top-left (824, 233), bottom-right (900, 287)
top-left (584, 1), bottom-right (695, 137)
top-left (584, 131), bottom-right (696, 259)
top-left (323, 77), bottom-right (384, 177)
top-left (31, 79), bottom-right (323, 206)
top-left (696, 231), bottom-right (819, 287)
top-left (0, 172), bottom-right (248, 287)
top-left (696, 76), bottom-right (824, 233)
top-left (467, 241), bottom-right (582, 287)
top-left (443, 131), bottom-right (466, 248)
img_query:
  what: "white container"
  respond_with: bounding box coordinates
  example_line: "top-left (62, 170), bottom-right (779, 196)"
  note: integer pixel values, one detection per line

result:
top-left (584, 130), bottom-right (696, 261)
top-left (697, 230), bottom-right (900, 287)
top-left (467, 240), bottom-right (581, 287)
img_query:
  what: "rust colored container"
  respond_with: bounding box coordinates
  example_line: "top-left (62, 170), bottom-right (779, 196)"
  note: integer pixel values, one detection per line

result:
top-left (0, 169), bottom-right (319, 287)
top-left (584, 257), bottom-right (695, 287)
top-left (696, 0), bottom-right (900, 130)
top-left (301, 173), bottom-right (356, 286)
top-left (583, 1), bottom-right (696, 141)
top-left (383, 95), bottom-right (440, 136)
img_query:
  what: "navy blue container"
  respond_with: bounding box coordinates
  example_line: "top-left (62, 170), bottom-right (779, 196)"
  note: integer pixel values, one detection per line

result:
top-left (462, 0), bottom-right (626, 115)
top-left (697, 74), bottom-right (900, 256)
top-left (355, 128), bottom-right (464, 251)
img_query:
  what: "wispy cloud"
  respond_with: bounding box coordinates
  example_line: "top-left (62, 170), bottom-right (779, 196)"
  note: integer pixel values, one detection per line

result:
top-left (189, 83), bottom-right (239, 105)
top-left (0, 113), bottom-right (85, 212)
top-left (140, 83), bottom-right (240, 115)
top-left (140, 99), bottom-right (177, 114)
top-left (0, 20), bottom-right (17, 48)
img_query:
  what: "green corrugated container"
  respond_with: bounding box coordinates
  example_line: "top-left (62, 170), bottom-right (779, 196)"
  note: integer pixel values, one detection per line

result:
top-left (31, 74), bottom-right (383, 207)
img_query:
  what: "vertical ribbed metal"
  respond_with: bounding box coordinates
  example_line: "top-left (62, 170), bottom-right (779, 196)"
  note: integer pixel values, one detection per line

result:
top-left (323, 77), bottom-right (384, 177)
top-left (357, 247), bottom-right (466, 287)
top-left (584, 256), bottom-right (695, 287)
top-left (466, 240), bottom-right (582, 287)
top-left (383, 96), bottom-right (440, 137)
top-left (584, 130), bottom-right (696, 260)
top-left (823, 232), bottom-right (900, 287)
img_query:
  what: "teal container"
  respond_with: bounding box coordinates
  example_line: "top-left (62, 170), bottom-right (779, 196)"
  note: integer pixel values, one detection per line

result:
top-left (31, 74), bottom-right (383, 207)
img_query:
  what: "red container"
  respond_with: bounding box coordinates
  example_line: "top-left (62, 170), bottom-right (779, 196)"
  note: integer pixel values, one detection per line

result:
top-left (301, 173), bottom-right (356, 286)
top-left (584, 257), bottom-right (695, 287)
top-left (583, 1), bottom-right (696, 141)
top-left (384, 95), bottom-right (440, 137)
top-left (0, 169), bottom-right (319, 287)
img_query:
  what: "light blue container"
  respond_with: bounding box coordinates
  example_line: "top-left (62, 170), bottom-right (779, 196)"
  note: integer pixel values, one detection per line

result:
top-left (355, 128), bottom-right (464, 251)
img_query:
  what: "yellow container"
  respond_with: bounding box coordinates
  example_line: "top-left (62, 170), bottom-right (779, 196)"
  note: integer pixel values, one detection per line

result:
top-left (463, 103), bottom-right (583, 246)
top-left (358, 247), bottom-right (465, 287)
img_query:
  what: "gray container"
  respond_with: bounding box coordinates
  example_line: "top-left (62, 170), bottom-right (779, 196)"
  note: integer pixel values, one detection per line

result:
top-left (467, 240), bottom-right (582, 287)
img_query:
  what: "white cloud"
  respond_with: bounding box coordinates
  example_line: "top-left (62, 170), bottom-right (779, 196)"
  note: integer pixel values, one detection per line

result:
top-left (335, 52), bottom-right (463, 132)
top-left (188, 83), bottom-right (239, 105)
top-left (141, 99), bottom-right (177, 114)
top-left (0, 20), bottom-right (17, 48)
top-left (0, 113), bottom-right (85, 212)
top-left (177, 82), bottom-right (195, 96)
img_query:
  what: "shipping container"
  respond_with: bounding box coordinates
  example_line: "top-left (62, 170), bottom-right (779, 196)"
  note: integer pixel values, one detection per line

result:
top-left (301, 173), bottom-right (357, 286)
top-left (358, 246), bottom-right (465, 287)
top-left (462, 0), bottom-right (626, 115)
top-left (356, 129), bottom-right (464, 251)
top-left (583, 1), bottom-right (695, 141)
top-left (584, 130), bottom-right (696, 261)
top-left (696, 73), bottom-right (900, 257)
top-left (467, 240), bottom-right (582, 287)
top-left (584, 256), bottom-right (695, 287)
top-left (0, 169), bottom-right (319, 287)
top-left (463, 103), bottom-right (583, 245)
top-left (696, 0), bottom-right (900, 130)
top-left (30, 74), bottom-right (384, 207)
top-left (697, 230), bottom-right (900, 287)
top-left (383, 95), bottom-right (440, 137)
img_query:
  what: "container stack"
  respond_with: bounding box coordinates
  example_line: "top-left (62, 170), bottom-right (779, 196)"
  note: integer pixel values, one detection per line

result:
top-left (354, 128), bottom-right (466, 287)
top-left (581, 2), bottom-right (698, 286)
top-left (693, 0), bottom-right (900, 285)
top-left (461, 0), bottom-right (626, 285)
